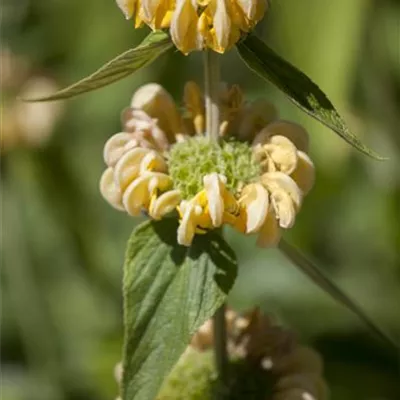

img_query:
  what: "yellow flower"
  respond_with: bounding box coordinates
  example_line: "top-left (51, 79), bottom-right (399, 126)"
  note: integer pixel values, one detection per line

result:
top-left (116, 0), bottom-right (268, 53)
top-left (253, 121), bottom-right (315, 194)
top-left (123, 171), bottom-right (174, 216)
top-left (176, 173), bottom-right (240, 246)
top-left (100, 82), bottom-right (315, 248)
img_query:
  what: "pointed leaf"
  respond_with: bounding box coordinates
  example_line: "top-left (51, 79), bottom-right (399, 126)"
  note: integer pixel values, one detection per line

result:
top-left (24, 31), bottom-right (173, 102)
top-left (237, 34), bottom-right (385, 160)
top-left (122, 219), bottom-right (237, 400)
top-left (279, 239), bottom-right (397, 350)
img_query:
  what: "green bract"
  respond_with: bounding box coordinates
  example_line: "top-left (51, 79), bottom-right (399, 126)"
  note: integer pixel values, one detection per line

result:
top-left (167, 136), bottom-right (261, 199)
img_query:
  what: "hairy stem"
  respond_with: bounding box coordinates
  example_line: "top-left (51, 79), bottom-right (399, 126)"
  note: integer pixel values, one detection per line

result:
top-left (204, 50), bottom-right (221, 140)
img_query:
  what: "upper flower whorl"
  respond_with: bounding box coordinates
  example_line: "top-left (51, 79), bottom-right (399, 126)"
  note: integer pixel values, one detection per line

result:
top-left (116, 0), bottom-right (268, 53)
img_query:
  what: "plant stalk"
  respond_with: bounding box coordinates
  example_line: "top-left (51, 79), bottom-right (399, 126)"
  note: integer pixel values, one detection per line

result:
top-left (204, 49), bottom-right (221, 140)
top-left (204, 48), bottom-right (227, 398)
top-left (213, 303), bottom-right (229, 399)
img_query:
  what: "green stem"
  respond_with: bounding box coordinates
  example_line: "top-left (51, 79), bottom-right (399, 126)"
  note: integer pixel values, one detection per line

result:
top-left (204, 50), bottom-right (227, 397)
top-left (213, 303), bottom-right (229, 399)
top-left (204, 50), bottom-right (221, 140)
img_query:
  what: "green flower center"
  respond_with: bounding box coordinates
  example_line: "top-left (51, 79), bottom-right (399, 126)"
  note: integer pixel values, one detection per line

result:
top-left (167, 136), bottom-right (261, 199)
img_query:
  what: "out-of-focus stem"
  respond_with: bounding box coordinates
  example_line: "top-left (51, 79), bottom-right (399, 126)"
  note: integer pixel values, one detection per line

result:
top-left (213, 303), bottom-right (228, 399)
top-left (204, 50), bottom-right (221, 141)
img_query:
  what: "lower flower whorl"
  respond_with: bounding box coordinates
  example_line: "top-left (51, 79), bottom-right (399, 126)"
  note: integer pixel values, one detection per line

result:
top-left (100, 82), bottom-right (316, 248)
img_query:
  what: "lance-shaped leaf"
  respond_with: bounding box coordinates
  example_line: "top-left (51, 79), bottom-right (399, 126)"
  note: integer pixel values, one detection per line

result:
top-left (237, 34), bottom-right (384, 160)
top-left (24, 31), bottom-right (173, 102)
top-left (279, 239), bottom-right (397, 351)
top-left (122, 219), bottom-right (237, 400)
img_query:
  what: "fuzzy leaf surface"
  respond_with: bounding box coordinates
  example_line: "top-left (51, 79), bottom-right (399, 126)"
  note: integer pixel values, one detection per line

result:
top-left (122, 219), bottom-right (237, 400)
top-left (25, 31), bottom-right (172, 101)
top-left (237, 34), bottom-right (384, 160)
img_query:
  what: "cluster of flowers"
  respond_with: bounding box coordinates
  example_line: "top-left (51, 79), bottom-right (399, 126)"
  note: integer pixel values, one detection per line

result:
top-left (116, 0), bottom-right (267, 53)
top-left (114, 309), bottom-right (327, 399)
top-left (190, 309), bottom-right (328, 400)
top-left (100, 82), bottom-right (315, 247)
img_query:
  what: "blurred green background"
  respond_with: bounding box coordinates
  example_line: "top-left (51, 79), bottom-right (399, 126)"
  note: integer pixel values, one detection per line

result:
top-left (1, 0), bottom-right (400, 399)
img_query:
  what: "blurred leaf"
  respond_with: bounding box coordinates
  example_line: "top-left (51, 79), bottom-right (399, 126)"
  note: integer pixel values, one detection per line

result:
top-left (122, 219), bottom-right (237, 400)
top-left (279, 239), bottom-right (398, 351)
top-left (237, 34), bottom-right (384, 160)
top-left (24, 30), bottom-right (172, 102)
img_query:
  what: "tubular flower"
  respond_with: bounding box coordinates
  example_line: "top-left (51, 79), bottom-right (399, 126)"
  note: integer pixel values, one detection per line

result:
top-left (100, 81), bottom-right (315, 247)
top-left (113, 309), bottom-right (328, 400)
top-left (115, 0), bottom-right (268, 53)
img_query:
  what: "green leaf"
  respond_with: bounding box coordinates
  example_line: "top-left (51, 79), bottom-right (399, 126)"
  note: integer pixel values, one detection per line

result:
top-left (279, 239), bottom-right (398, 351)
top-left (24, 31), bottom-right (173, 102)
top-left (237, 34), bottom-right (385, 160)
top-left (122, 219), bottom-right (237, 400)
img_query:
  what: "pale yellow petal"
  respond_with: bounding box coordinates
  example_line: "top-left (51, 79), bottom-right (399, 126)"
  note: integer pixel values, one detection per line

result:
top-left (122, 172), bottom-right (171, 216)
top-left (290, 151), bottom-right (315, 195)
top-left (116, 0), bottom-right (136, 19)
top-left (233, 0), bottom-right (267, 24)
top-left (254, 0), bottom-right (268, 22)
top-left (122, 108), bottom-right (153, 131)
top-left (177, 202), bottom-right (197, 246)
top-left (210, 0), bottom-right (231, 51)
top-left (270, 188), bottom-right (296, 228)
top-left (270, 135), bottom-right (298, 174)
top-left (139, 150), bottom-right (167, 173)
top-left (256, 209), bottom-right (281, 248)
top-left (103, 132), bottom-right (137, 167)
top-left (141, 0), bottom-right (161, 22)
top-left (203, 173), bottom-right (225, 227)
top-left (184, 81), bottom-right (205, 134)
top-left (99, 167), bottom-right (124, 211)
top-left (257, 120), bottom-right (309, 153)
top-left (261, 171), bottom-right (303, 209)
top-left (235, 0), bottom-right (257, 20)
top-left (143, 172), bottom-right (172, 196)
top-left (130, 83), bottom-right (183, 143)
top-left (149, 190), bottom-right (181, 220)
top-left (170, 0), bottom-right (202, 54)
top-left (122, 175), bottom-right (150, 216)
top-left (113, 147), bottom-right (150, 190)
top-left (227, 0), bottom-right (250, 31)
top-left (240, 183), bottom-right (269, 233)
top-left (123, 108), bottom-right (170, 151)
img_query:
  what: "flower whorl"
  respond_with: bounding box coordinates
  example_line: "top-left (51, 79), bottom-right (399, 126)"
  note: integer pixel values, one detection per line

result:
top-left (100, 82), bottom-right (316, 248)
top-left (116, 0), bottom-right (268, 54)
